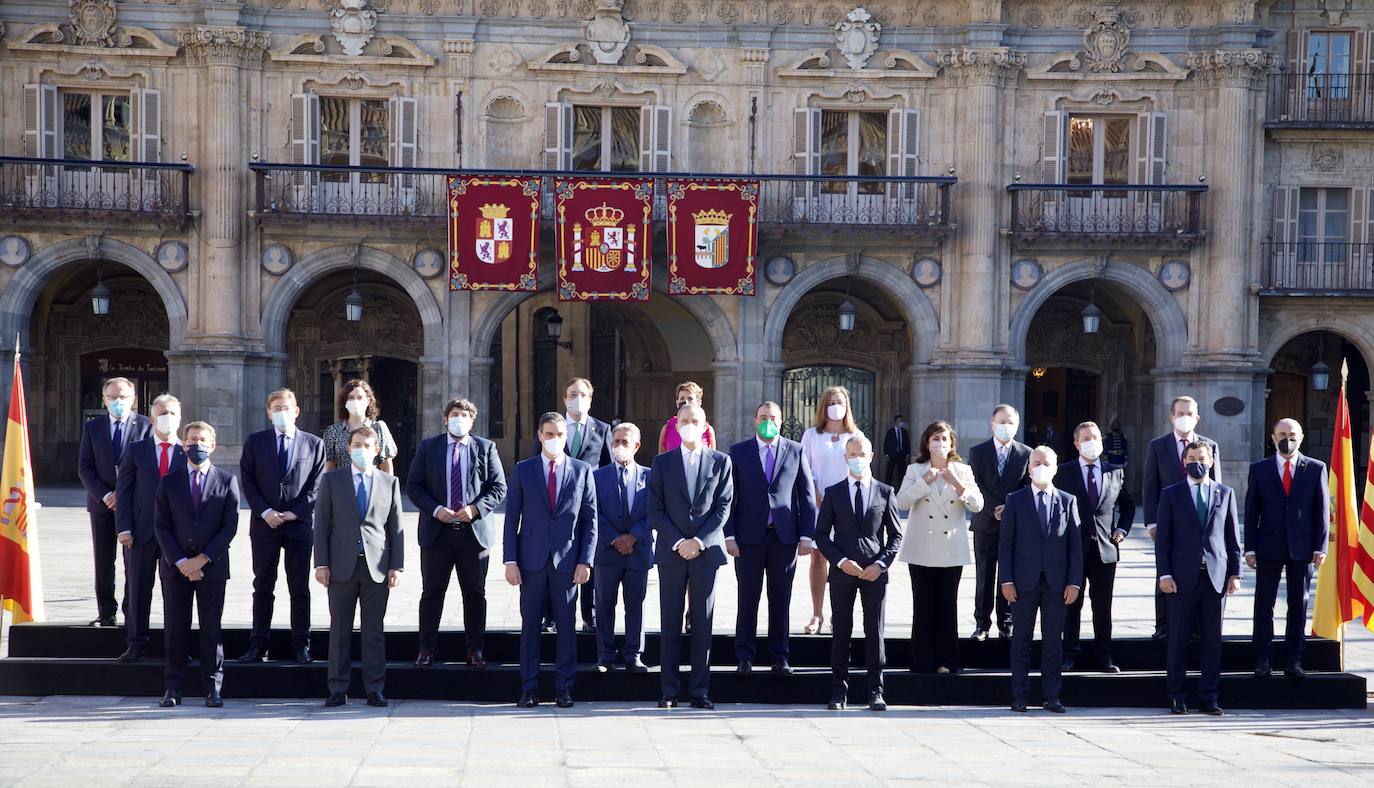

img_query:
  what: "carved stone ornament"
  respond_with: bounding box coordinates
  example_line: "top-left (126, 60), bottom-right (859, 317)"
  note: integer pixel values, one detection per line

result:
top-left (1186, 49), bottom-right (1276, 87)
top-left (1082, 11), bottom-right (1131, 74)
top-left (1312, 146), bottom-right (1342, 173)
top-left (585, 0), bottom-right (632, 65)
top-left (63, 0), bottom-right (127, 48)
top-left (179, 26), bottom-right (271, 67)
top-left (331, 0), bottom-right (378, 57)
top-left (834, 7), bottom-right (880, 71)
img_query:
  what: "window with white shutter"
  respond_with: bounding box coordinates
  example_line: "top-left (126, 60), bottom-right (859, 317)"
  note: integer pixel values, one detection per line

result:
top-left (886, 108), bottom-right (919, 201)
top-left (133, 88), bottom-right (162, 204)
top-left (791, 107), bottom-right (821, 218)
top-left (639, 104), bottom-right (671, 172)
top-left (289, 92), bottom-right (321, 205)
top-left (390, 95), bottom-right (418, 210)
top-left (544, 102), bottom-right (572, 170)
top-left (23, 84), bottom-right (58, 205)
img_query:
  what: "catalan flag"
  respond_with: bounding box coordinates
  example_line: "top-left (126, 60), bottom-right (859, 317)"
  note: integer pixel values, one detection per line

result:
top-left (1312, 361), bottom-right (1362, 641)
top-left (0, 340), bottom-right (42, 623)
top-left (1356, 399), bottom-right (1374, 633)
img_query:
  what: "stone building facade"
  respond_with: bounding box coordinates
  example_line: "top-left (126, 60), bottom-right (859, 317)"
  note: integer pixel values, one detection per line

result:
top-left (1, 0), bottom-right (1371, 494)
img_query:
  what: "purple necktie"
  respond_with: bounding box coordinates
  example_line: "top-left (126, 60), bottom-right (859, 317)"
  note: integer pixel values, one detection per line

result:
top-left (450, 442), bottom-right (464, 510)
top-left (191, 469), bottom-right (202, 515)
top-left (1085, 464), bottom-right (1100, 512)
top-left (765, 444), bottom-right (776, 524)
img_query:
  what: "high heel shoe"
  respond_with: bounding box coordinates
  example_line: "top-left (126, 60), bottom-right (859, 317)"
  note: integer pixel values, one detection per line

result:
top-left (803, 615), bottom-right (824, 635)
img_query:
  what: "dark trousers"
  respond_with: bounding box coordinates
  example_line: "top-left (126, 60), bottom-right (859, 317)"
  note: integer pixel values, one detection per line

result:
top-left (122, 538), bottom-right (161, 649)
top-left (594, 557), bottom-right (649, 663)
top-left (828, 569), bottom-right (887, 696)
top-left (1166, 568), bottom-right (1224, 703)
top-left (418, 525), bottom-right (488, 654)
top-left (909, 564), bottom-right (962, 672)
top-left (658, 555), bottom-right (719, 699)
top-left (733, 529), bottom-right (798, 664)
top-left (1253, 557), bottom-right (1313, 666)
top-left (160, 564), bottom-right (226, 695)
top-left (1064, 550), bottom-right (1117, 661)
top-left (545, 569), bottom-right (597, 628)
top-left (519, 564), bottom-right (577, 692)
top-left (327, 556), bottom-right (391, 696)
top-left (884, 456), bottom-right (906, 488)
top-left (973, 530), bottom-right (1011, 633)
top-left (1009, 577), bottom-right (1067, 701)
top-left (1155, 587), bottom-right (1169, 634)
top-left (89, 509), bottom-right (124, 620)
top-left (248, 531), bottom-right (312, 649)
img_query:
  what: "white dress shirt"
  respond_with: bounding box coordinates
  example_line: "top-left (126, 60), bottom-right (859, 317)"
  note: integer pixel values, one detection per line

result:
top-left (837, 474), bottom-right (886, 572)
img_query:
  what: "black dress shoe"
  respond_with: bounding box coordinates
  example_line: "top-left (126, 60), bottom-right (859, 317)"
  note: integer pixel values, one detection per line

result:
top-left (1285, 664), bottom-right (1306, 680)
top-left (555, 691), bottom-right (574, 708)
top-left (295, 646), bottom-right (313, 665)
top-left (325, 692), bottom-right (347, 707)
top-left (158, 692), bottom-right (182, 708)
top-left (89, 616), bottom-right (117, 628)
top-left (594, 662), bottom-right (612, 674)
top-left (542, 619), bottom-right (555, 633)
top-left (1255, 663), bottom-right (1272, 678)
top-left (1042, 698), bottom-right (1066, 714)
top-left (237, 645), bottom-right (268, 663)
top-left (970, 627), bottom-right (989, 642)
top-left (690, 696), bottom-right (715, 710)
top-left (1199, 702), bottom-right (1224, 716)
top-left (366, 692), bottom-right (388, 707)
top-left (517, 692), bottom-right (538, 708)
top-left (772, 659), bottom-right (794, 676)
top-left (1101, 660), bottom-right (1121, 674)
top-left (116, 647), bottom-right (144, 663)
top-left (997, 627), bottom-right (1012, 639)
top-left (868, 691), bottom-right (887, 711)
top-left (627, 658), bottom-right (649, 673)
top-left (827, 696), bottom-right (846, 711)
top-left (205, 690), bottom-right (223, 708)
top-left (1010, 698), bottom-right (1027, 713)
top-left (736, 661), bottom-right (753, 675)
top-left (467, 650), bottom-right (487, 669)
top-left (1061, 657), bottom-right (1077, 671)
top-left (1151, 628), bottom-right (1168, 641)
top-left (657, 696), bottom-right (677, 708)
top-left (415, 651), bottom-right (434, 668)
top-left (1170, 699), bottom-right (1188, 715)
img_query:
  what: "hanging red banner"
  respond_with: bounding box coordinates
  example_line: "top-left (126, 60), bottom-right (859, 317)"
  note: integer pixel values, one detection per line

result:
top-left (555, 178), bottom-right (652, 301)
top-left (666, 179), bottom-right (760, 296)
top-left (448, 175), bottom-right (540, 292)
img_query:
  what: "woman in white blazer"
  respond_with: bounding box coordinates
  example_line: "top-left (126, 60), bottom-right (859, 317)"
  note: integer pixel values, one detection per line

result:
top-left (894, 421), bottom-right (984, 674)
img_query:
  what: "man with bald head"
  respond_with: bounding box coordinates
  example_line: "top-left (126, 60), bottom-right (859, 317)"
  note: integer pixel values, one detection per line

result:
top-left (1244, 418), bottom-right (1329, 679)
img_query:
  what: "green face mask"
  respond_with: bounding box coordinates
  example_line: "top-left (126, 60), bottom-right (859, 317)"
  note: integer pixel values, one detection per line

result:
top-left (756, 419), bottom-right (779, 440)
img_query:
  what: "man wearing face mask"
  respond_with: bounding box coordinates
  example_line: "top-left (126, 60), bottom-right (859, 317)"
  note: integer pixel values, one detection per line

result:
top-left (1157, 442), bottom-right (1241, 716)
top-left (1244, 419), bottom-right (1329, 679)
top-left (78, 376), bottom-right (152, 627)
top-left (238, 389), bottom-right (327, 665)
top-left (967, 404), bottom-right (1031, 641)
top-left (1055, 421), bottom-right (1135, 673)
top-left (726, 401), bottom-right (818, 675)
top-left (648, 403), bottom-right (734, 709)
top-left (1142, 396), bottom-right (1220, 641)
top-left (592, 423), bottom-right (654, 673)
top-left (113, 394), bottom-right (184, 662)
top-left (999, 446), bottom-right (1083, 714)
top-left (407, 398), bottom-right (507, 668)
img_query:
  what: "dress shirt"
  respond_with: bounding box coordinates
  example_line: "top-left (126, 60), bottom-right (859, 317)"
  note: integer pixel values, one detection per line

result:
top-left (433, 434), bottom-right (472, 518)
top-left (618, 461), bottom-right (639, 513)
top-left (672, 444), bottom-right (707, 552)
top-left (565, 412), bottom-right (588, 455)
top-left (836, 474), bottom-right (885, 572)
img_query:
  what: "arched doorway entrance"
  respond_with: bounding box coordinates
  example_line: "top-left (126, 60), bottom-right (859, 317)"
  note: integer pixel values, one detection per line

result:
top-left (1265, 330), bottom-right (1371, 471)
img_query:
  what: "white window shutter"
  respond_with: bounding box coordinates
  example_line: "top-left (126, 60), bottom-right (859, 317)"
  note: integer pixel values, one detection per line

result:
top-left (793, 107), bottom-right (821, 208)
top-left (1273, 186), bottom-right (1298, 244)
top-left (653, 105), bottom-right (671, 172)
top-left (1040, 110), bottom-right (1065, 184)
top-left (390, 95), bottom-right (418, 209)
top-left (1146, 112), bottom-right (1167, 184)
top-left (23, 84), bottom-right (58, 205)
top-left (132, 88), bottom-right (162, 205)
top-left (544, 102), bottom-right (571, 170)
top-left (289, 92), bottom-right (320, 203)
top-left (886, 108), bottom-right (919, 200)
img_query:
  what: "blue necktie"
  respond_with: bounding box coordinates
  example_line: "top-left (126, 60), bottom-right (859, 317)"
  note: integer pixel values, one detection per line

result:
top-left (356, 472), bottom-right (368, 518)
top-left (277, 433), bottom-right (290, 478)
top-left (112, 420), bottom-right (124, 466)
top-left (1037, 491), bottom-right (1050, 536)
top-left (997, 445), bottom-right (1007, 476)
top-left (619, 465), bottom-right (629, 528)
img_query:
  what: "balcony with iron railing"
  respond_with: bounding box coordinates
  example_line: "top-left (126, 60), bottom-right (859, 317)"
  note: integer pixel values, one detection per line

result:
top-left (1007, 184), bottom-right (1207, 248)
top-left (1266, 72), bottom-right (1374, 128)
top-left (249, 163), bottom-right (956, 236)
top-left (1260, 242), bottom-right (1374, 295)
top-left (0, 157), bottom-right (193, 227)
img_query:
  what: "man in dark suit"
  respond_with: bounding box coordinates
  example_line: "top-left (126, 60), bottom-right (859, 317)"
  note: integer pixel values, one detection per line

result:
top-left (114, 393), bottom-right (184, 662)
top-left (505, 413), bottom-right (597, 708)
top-left (1244, 418), bottom-right (1329, 679)
top-left (968, 404), bottom-right (1031, 640)
top-left (1142, 395), bottom-right (1220, 640)
top-left (999, 446), bottom-right (1083, 714)
top-left (815, 435), bottom-right (902, 712)
top-left (592, 422), bottom-right (653, 673)
top-left (882, 415), bottom-right (910, 487)
top-left (315, 425), bottom-right (404, 708)
top-left (153, 421), bottom-right (240, 708)
top-left (238, 388), bottom-right (326, 664)
top-left (726, 401), bottom-right (817, 675)
top-left (1055, 421), bottom-right (1135, 673)
top-left (78, 376), bottom-right (152, 627)
top-left (1157, 441), bottom-right (1241, 716)
top-left (407, 397), bottom-right (507, 668)
top-left (648, 403), bottom-right (734, 709)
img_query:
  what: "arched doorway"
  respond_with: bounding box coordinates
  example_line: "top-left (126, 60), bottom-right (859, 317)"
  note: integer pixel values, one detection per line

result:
top-left (1265, 330), bottom-right (1371, 471)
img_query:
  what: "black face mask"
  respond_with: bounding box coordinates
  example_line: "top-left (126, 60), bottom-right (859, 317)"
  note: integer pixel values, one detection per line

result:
top-left (1185, 462), bottom-right (1209, 481)
top-left (1276, 438), bottom-right (1297, 455)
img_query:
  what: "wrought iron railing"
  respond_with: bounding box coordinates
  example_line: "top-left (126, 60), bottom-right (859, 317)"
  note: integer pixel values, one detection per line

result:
top-left (0, 156), bottom-right (193, 225)
top-left (1008, 184), bottom-right (1207, 244)
top-left (250, 163), bottom-right (956, 230)
top-left (1266, 72), bottom-right (1374, 127)
top-left (1261, 242), bottom-right (1374, 293)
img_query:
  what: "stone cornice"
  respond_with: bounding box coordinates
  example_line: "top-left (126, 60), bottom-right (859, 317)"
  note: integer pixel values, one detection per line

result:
top-left (178, 26), bottom-right (270, 68)
top-left (935, 47), bottom-right (1025, 86)
top-left (1186, 49), bottom-right (1276, 88)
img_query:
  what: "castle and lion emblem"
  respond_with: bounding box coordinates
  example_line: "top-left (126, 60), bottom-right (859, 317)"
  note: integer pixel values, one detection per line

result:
top-left (475, 203), bottom-right (514, 265)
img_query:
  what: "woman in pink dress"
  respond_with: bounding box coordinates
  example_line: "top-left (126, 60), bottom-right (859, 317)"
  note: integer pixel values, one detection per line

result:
top-left (658, 380), bottom-right (715, 452)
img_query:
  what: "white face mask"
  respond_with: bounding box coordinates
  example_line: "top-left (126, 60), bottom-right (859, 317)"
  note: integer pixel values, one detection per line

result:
top-left (928, 439), bottom-right (950, 457)
top-left (677, 422), bottom-right (704, 446)
top-left (826, 403), bottom-right (847, 422)
top-left (1173, 415), bottom-right (1198, 435)
top-left (1031, 465), bottom-right (1056, 486)
top-left (271, 410), bottom-right (296, 430)
top-left (566, 395), bottom-right (590, 416)
top-left (154, 413), bottom-right (180, 437)
top-left (344, 399), bottom-right (369, 418)
top-left (447, 416), bottom-right (471, 438)
top-left (610, 444), bottom-right (634, 464)
top-left (1078, 439), bottom-right (1104, 461)
top-left (542, 437), bottom-right (565, 458)
top-left (992, 423), bottom-right (1017, 443)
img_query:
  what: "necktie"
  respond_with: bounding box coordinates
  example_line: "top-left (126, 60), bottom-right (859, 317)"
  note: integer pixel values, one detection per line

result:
top-left (356, 472), bottom-right (368, 518)
top-left (618, 465), bottom-right (629, 527)
top-left (853, 480), bottom-right (864, 517)
top-left (1195, 483), bottom-right (1207, 527)
top-left (547, 460), bottom-right (557, 509)
top-left (895, 428), bottom-right (903, 454)
top-left (1085, 464), bottom-right (1099, 512)
top-left (450, 442), bottom-right (464, 510)
top-left (158, 442), bottom-right (171, 477)
top-left (277, 432), bottom-right (290, 478)
top-left (1037, 491), bottom-right (1049, 535)
top-left (191, 469), bottom-right (202, 515)
top-left (764, 444), bottom-right (776, 483)
top-left (1179, 439), bottom-right (1188, 470)
top-left (997, 445), bottom-right (1007, 476)
top-left (570, 422), bottom-right (583, 459)
top-left (1282, 460), bottom-right (1292, 495)
top-left (112, 420), bottom-right (124, 465)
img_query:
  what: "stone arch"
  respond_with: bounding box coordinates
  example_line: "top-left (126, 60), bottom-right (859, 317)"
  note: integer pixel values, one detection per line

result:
top-left (1008, 258), bottom-right (1189, 370)
top-left (0, 236), bottom-right (188, 350)
top-left (762, 255), bottom-right (939, 365)
top-left (1260, 317), bottom-right (1374, 374)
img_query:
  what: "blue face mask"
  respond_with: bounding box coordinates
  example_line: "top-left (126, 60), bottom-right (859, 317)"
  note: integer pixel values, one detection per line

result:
top-left (349, 448), bottom-right (374, 470)
top-left (107, 399), bottom-right (130, 419)
top-left (846, 458), bottom-right (868, 476)
top-left (185, 443), bottom-right (211, 465)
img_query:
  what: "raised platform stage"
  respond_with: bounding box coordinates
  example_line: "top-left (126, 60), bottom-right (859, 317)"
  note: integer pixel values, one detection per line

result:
top-left (0, 625), bottom-right (1364, 708)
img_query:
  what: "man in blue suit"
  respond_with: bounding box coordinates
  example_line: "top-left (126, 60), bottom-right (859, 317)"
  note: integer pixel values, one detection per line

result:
top-left (504, 413), bottom-right (597, 708)
top-left (1157, 441), bottom-right (1241, 716)
top-left (648, 403), bottom-right (734, 709)
top-left (726, 401), bottom-right (817, 674)
top-left (78, 376), bottom-right (152, 627)
top-left (592, 422), bottom-right (653, 673)
top-left (1244, 418), bottom-right (1329, 679)
top-left (999, 446), bottom-right (1083, 714)
top-left (154, 421), bottom-right (240, 708)
top-left (238, 388), bottom-right (326, 664)
top-left (114, 394), bottom-right (184, 662)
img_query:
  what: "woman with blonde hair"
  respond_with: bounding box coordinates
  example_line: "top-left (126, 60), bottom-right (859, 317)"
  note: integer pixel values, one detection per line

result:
top-left (798, 385), bottom-right (863, 634)
top-left (658, 380), bottom-right (716, 453)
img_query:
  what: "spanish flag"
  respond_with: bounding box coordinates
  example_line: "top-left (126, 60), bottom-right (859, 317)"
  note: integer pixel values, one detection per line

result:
top-left (0, 340), bottom-right (42, 623)
top-left (1312, 361), bottom-right (1362, 641)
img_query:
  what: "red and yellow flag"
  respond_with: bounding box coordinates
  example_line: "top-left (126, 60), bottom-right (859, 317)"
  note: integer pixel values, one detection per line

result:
top-left (1312, 362), bottom-right (1363, 641)
top-left (1355, 398), bottom-right (1374, 633)
top-left (0, 342), bottom-right (42, 623)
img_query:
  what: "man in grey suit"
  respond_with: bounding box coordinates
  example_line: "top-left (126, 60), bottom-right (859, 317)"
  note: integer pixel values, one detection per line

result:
top-left (315, 426), bottom-right (403, 708)
top-left (648, 403), bottom-right (734, 709)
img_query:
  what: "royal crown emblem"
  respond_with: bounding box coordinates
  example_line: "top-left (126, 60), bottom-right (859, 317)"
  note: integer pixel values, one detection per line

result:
top-left (691, 208), bottom-right (731, 269)
top-left (475, 203), bottom-right (514, 264)
top-left (572, 202), bottom-right (637, 273)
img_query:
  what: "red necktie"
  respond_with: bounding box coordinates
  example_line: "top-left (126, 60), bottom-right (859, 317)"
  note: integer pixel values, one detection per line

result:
top-left (1179, 439), bottom-right (1187, 470)
top-left (158, 442), bottom-right (171, 477)
top-left (1282, 460), bottom-right (1292, 495)
top-left (547, 460), bottom-right (557, 509)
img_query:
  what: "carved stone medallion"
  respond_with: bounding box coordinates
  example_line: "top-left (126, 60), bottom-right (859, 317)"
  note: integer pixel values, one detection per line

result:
top-left (586, 0), bottom-right (632, 65)
top-left (1082, 11), bottom-right (1130, 74)
top-left (331, 0), bottom-right (378, 57)
top-left (64, 0), bottom-right (123, 48)
top-left (834, 7), bottom-right (880, 71)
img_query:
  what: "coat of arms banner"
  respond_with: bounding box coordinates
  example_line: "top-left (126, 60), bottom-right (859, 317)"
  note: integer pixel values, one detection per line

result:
top-left (666, 179), bottom-right (759, 296)
top-left (448, 175), bottom-right (540, 292)
top-left (555, 178), bottom-right (653, 302)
